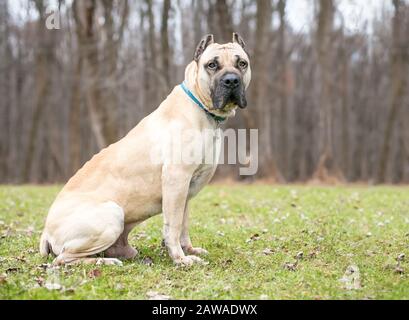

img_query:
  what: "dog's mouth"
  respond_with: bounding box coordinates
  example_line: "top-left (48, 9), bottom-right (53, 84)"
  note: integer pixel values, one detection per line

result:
top-left (211, 86), bottom-right (247, 112)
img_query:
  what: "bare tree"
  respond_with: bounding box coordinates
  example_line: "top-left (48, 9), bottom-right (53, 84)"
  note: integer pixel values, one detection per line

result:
top-left (377, 0), bottom-right (409, 183)
top-left (250, 0), bottom-right (283, 180)
top-left (73, 0), bottom-right (106, 148)
top-left (23, 0), bottom-right (57, 181)
top-left (208, 0), bottom-right (234, 42)
top-left (100, 0), bottom-right (129, 143)
top-left (277, 0), bottom-right (289, 178)
top-left (0, 0), bottom-right (407, 184)
top-left (0, 0), bottom-right (11, 181)
top-left (193, 0), bottom-right (204, 45)
top-left (161, 0), bottom-right (172, 92)
top-left (313, 0), bottom-right (343, 182)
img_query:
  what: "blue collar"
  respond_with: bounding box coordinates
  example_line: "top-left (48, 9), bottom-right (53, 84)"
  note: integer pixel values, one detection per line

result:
top-left (180, 82), bottom-right (226, 124)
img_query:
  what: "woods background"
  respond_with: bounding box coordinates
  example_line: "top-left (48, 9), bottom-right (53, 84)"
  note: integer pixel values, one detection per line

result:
top-left (0, 0), bottom-right (408, 184)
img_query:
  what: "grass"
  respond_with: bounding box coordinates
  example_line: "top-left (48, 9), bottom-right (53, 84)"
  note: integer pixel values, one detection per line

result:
top-left (0, 185), bottom-right (409, 300)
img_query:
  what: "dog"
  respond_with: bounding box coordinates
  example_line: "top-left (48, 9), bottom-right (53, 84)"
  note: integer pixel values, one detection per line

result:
top-left (40, 33), bottom-right (251, 266)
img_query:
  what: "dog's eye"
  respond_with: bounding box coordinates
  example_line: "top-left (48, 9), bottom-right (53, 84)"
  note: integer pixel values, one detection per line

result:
top-left (238, 60), bottom-right (248, 69)
top-left (207, 62), bottom-right (217, 70)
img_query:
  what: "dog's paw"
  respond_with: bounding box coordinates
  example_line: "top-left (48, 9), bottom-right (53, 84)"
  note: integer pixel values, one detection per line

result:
top-left (174, 255), bottom-right (208, 267)
top-left (96, 258), bottom-right (123, 266)
top-left (184, 247), bottom-right (209, 256)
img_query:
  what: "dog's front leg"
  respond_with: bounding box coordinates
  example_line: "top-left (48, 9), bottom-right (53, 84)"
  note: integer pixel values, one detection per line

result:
top-left (162, 164), bottom-right (204, 266)
top-left (181, 203), bottom-right (208, 256)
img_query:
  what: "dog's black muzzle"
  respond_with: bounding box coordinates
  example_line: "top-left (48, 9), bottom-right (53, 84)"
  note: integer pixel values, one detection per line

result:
top-left (212, 73), bottom-right (247, 110)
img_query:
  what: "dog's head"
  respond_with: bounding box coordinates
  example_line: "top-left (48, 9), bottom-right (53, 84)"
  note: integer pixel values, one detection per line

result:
top-left (185, 33), bottom-right (251, 118)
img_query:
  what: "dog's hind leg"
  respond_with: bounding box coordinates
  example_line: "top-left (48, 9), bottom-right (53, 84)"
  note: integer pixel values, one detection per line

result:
top-left (104, 223), bottom-right (138, 260)
top-left (40, 232), bottom-right (52, 256)
top-left (50, 201), bottom-right (125, 266)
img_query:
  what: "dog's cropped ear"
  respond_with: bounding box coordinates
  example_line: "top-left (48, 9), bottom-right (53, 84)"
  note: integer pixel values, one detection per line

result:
top-left (232, 32), bottom-right (246, 50)
top-left (194, 34), bottom-right (214, 63)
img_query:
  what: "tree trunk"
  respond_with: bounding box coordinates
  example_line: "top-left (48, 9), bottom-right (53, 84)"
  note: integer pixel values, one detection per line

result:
top-left (312, 0), bottom-right (343, 183)
top-left (73, 0), bottom-right (107, 149)
top-left (23, 0), bottom-right (55, 181)
top-left (278, 0), bottom-right (289, 179)
top-left (340, 44), bottom-right (350, 180)
top-left (100, 0), bottom-right (119, 144)
top-left (211, 0), bottom-right (234, 43)
top-left (377, 0), bottom-right (408, 183)
top-left (69, 57), bottom-right (83, 175)
top-left (99, 0), bottom-right (129, 143)
top-left (140, 6), bottom-right (150, 116)
top-left (161, 0), bottom-right (171, 93)
top-left (0, 1), bottom-right (11, 182)
top-left (193, 0), bottom-right (204, 45)
top-left (146, 0), bottom-right (160, 109)
top-left (251, 0), bottom-right (283, 181)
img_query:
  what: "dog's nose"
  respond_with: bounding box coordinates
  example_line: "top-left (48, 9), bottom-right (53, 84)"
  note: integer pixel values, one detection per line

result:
top-left (221, 73), bottom-right (240, 89)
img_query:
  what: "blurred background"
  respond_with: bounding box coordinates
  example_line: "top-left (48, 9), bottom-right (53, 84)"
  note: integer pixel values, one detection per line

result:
top-left (0, 0), bottom-right (408, 184)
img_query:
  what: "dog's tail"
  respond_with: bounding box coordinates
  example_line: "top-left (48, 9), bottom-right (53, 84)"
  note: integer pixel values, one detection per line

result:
top-left (39, 232), bottom-right (51, 257)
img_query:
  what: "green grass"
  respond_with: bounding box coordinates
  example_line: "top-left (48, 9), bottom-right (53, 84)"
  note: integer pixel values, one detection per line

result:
top-left (0, 185), bottom-right (409, 300)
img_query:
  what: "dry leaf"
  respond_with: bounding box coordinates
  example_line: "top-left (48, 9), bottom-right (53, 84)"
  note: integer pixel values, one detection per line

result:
top-left (146, 291), bottom-right (171, 300)
top-left (395, 266), bottom-right (405, 274)
top-left (283, 262), bottom-right (297, 271)
top-left (339, 265), bottom-right (361, 290)
top-left (63, 287), bottom-right (76, 294)
top-left (37, 263), bottom-right (52, 271)
top-left (262, 248), bottom-right (274, 255)
top-left (115, 283), bottom-right (125, 291)
top-left (45, 282), bottom-right (62, 291)
top-left (246, 233), bottom-right (261, 243)
top-left (6, 267), bottom-right (19, 273)
top-left (223, 259), bottom-right (233, 266)
top-left (0, 273), bottom-right (7, 284)
top-left (135, 232), bottom-right (148, 240)
top-left (223, 285), bottom-right (232, 292)
top-left (35, 277), bottom-right (45, 286)
top-left (88, 269), bottom-right (102, 278)
top-left (142, 257), bottom-right (154, 266)
top-left (251, 233), bottom-right (260, 240)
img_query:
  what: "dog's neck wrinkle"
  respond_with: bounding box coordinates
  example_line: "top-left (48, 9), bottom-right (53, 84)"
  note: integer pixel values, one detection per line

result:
top-left (183, 63), bottom-right (214, 112)
top-left (189, 81), bottom-right (213, 111)
top-left (183, 83), bottom-right (235, 121)
top-left (184, 81), bottom-right (216, 115)
top-left (179, 84), bottom-right (220, 128)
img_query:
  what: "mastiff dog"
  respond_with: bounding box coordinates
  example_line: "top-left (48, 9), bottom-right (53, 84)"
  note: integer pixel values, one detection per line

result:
top-left (40, 33), bottom-right (252, 266)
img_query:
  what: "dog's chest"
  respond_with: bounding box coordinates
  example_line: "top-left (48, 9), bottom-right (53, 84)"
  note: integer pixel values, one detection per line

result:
top-left (188, 128), bottom-right (222, 197)
top-left (188, 165), bottom-right (215, 197)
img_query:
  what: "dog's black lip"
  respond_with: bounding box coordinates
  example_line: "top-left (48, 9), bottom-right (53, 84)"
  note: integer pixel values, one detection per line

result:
top-left (211, 83), bottom-right (247, 111)
top-left (224, 92), bottom-right (246, 110)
